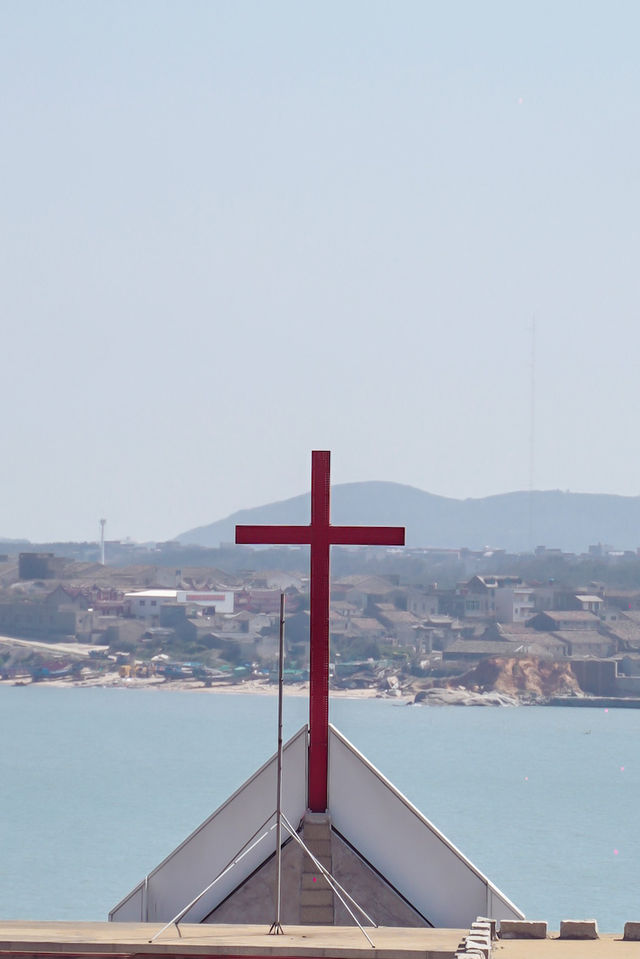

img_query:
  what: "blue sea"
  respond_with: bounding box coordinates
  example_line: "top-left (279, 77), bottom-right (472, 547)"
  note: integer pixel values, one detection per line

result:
top-left (0, 685), bottom-right (638, 931)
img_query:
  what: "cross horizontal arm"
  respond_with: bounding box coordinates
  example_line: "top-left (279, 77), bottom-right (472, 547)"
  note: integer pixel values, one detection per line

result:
top-left (329, 526), bottom-right (405, 547)
top-left (235, 525), bottom-right (311, 546)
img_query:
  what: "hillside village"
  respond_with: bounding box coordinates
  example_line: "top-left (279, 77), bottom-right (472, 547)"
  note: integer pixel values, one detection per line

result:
top-left (2, 546), bottom-right (640, 703)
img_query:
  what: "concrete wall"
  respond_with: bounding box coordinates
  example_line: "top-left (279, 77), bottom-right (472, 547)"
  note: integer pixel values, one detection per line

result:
top-left (0, 602), bottom-right (82, 638)
top-left (18, 552), bottom-right (60, 580)
top-left (327, 725), bottom-right (523, 927)
top-left (127, 595), bottom-right (175, 619)
top-left (571, 659), bottom-right (640, 696)
top-left (111, 722), bottom-right (524, 929)
top-left (614, 675), bottom-right (640, 694)
top-left (571, 659), bottom-right (617, 695)
top-left (109, 726), bottom-right (308, 923)
top-left (206, 826), bottom-right (428, 927)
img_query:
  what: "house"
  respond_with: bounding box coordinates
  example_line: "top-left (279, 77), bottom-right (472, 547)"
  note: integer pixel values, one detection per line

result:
top-left (454, 575), bottom-right (521, 620)
top-left (526, 610), bottom-right (601, 632)
top-left (528, 585), bottom-right (604, 614)
top-left (91, 590), bottom-right (127, 616)
top-left (494, 584), bottom-right (536, 623)
top-left (372, 603), bottom-right (424, 646)
top-left (43, 585), bottom-right (91, 611)
top-left (217, 611), bottom-right (273, 634)
top-left (125, 589), bottom-right (178, 620)
top-left (482, 623), bottom-right (568, 659)
top-left (574, 594), bottom-right (604, 616)
top-left (525, 610), bottom-right (615, 658)
top-left (348, 616), bottom-right (387, 641)
top-left (442, 639), bottom-right (524, 663)
top-left (234, 589), bottom-right (291, 614)
top-left (175, 590), bottom-right (235, 614)
top-left (529, 586), bottom-right (558, 612)
top-left (515, 632), bottom-right (569, 658)
top-left (602, 589), bottom-right (640, 611)
top-left (406, 587), bottom-right (441, 617)
top-left (603, 611), bottom-right (640, 650)
top-left (552, 630), bottom-right (614, 658)
top-left (335, 575), bottom-right (402, 611)
top-left (0, 600), bottom-right (93, 640)
top-left (180, 617), bottom-right (221, 647)
top-left (418, 615), bottom-right (464, 651)
top-left (99, 617), bottom-right (147, 648)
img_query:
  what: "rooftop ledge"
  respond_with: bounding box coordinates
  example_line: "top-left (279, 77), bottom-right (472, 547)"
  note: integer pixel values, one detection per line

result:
top-left (0, 922), bottom-right (462, 959)
top-left (2, 923), bottom-right (640, 959)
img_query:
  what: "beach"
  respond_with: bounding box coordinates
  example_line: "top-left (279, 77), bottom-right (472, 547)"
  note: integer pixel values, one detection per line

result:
top-left (0, 671), bottom-right (399, 700)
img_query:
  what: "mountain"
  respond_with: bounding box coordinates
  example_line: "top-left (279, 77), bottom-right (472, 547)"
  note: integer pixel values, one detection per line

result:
top-left (176, 482), bottom-right (640, 554)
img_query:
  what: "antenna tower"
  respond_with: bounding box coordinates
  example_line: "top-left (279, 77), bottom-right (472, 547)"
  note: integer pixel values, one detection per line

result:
top-left (100, 518), bottom-right (106, 565)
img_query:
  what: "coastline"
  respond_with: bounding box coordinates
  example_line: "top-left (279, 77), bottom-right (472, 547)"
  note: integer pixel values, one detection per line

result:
top-left (5, 674), bottom-right (639, 707)
top-left (0, 672), bottom-right (398, 701)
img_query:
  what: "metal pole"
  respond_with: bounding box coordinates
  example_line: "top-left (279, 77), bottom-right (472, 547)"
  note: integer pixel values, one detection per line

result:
top-left (149, 819), bottom-right (277, 942)
top-left (280, 813), bottom-right (376, 947)
top-left (269, 592), bottom-right (285, 935)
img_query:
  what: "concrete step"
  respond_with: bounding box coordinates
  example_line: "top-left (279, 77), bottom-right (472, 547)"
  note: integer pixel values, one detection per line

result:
top-left (300, 812), bottom-right (334, 925)
top-left (302, 854), bottom-right (332, 872)
top-left (303, 821), bottom-right (332, 841)
top-left (301, 873), bottom-right (331, 890)
top-left (304, 839), bottom-right (332, 858)
top-left (300, 905), bottom-right (334, 925)
top-left (300, 889), bottom-right (334, 907)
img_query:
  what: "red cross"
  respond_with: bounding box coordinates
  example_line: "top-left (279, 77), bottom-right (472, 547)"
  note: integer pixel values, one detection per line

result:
top-left (236, 451), bottom-right (405, 812)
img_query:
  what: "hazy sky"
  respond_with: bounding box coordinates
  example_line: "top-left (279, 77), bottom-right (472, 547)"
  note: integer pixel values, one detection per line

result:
top-left (2, 1), bottom-right (639, 543)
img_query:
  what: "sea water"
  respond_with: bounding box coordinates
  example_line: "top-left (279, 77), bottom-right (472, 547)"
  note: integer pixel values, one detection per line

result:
top-left (0, 685), bottom-right (638, 930)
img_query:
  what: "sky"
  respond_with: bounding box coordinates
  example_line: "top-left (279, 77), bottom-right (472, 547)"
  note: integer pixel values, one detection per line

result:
top-left (1, 0), bottom-right (639, 543)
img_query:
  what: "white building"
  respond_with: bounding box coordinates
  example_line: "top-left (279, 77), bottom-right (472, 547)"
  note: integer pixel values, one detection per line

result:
top-left (125, 589), bottom-right (179, 619)
top-left (494, 585), bottom-right (536, 623)
top-left (126, 589), bottom-right (235, 619)
top-left (176, 590), bottom-right (235, 613)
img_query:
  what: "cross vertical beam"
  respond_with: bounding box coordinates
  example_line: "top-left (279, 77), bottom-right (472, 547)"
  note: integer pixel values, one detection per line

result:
top-left (236, 451), bottom-right (405, 812)
top-left (308, 451), bottom-right (331, 813)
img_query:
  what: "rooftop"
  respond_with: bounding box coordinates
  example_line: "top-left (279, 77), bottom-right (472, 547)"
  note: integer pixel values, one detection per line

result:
top-left (444, 640), bottom-right (520, 656)
top-left (124, 589), bottom-right (178, 599)
top-left (0, 921), bottom-right (462, 959)
top-left (546, 611), bottom-right (600, 622)
top-left (553, 630), bottom-right (610, 645)
top-left (1, 923), bottom-right (638, 959)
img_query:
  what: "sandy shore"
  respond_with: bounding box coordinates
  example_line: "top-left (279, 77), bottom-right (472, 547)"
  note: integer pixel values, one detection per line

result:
top-left (1, 671), bottom-right (408, 701)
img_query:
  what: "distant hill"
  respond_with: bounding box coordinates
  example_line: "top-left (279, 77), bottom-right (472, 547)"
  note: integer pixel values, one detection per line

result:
top-left (176, 482), bottom-right (640, 554)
